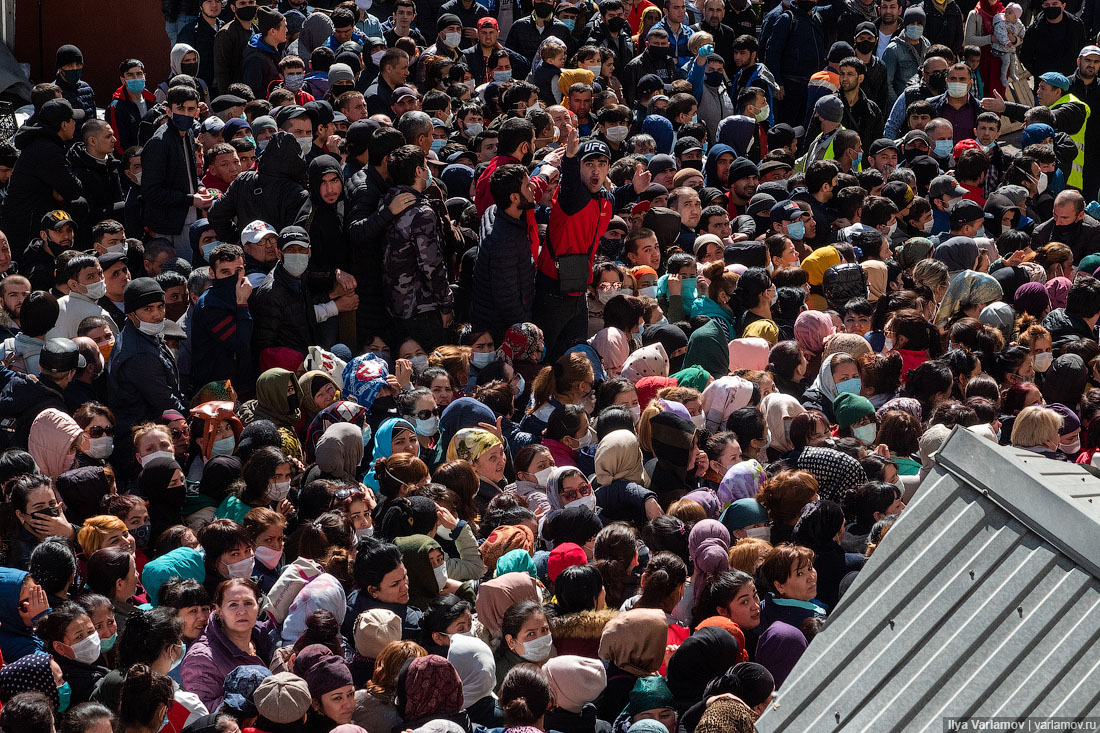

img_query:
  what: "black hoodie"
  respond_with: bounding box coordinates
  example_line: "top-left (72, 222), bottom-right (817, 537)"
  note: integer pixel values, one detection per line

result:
top-left (295, 154), bottom-right (347, 296)
top-left (1, 121), bottom-right (83, 255)
top-left (208, 131), bottom-right (309, 242)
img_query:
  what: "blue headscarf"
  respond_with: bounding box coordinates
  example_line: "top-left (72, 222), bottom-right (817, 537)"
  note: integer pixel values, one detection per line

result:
top-left (362, 417), bottom-right (417, 493)
top-left (642, 114), bottom-right (675, 154)
top-left (564, 344), bottom-right (606, 382)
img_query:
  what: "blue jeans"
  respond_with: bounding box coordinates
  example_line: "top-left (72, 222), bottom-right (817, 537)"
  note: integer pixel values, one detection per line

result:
top-left (165, 14), bottom-right (197, 45)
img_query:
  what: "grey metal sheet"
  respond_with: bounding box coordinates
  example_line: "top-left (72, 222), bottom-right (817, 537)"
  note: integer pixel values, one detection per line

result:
top-left (756, 428), bottom-right (1100, 732)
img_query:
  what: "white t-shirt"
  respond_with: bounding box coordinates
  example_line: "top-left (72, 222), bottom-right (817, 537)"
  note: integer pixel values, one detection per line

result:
top-left (877, 30), bottom-right (894, 57)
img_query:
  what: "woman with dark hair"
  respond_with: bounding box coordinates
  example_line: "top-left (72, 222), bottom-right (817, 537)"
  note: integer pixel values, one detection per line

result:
top-left (690, 569), bottom-right (761, 634)
top-left (344, 538), bottom-right (422, 640)
top-left (790, 500), bottom-right (864, 610)
top-left (181, 579), bottom-right (273, 711)
top-left (858, 351), bottom-right (904, 409)
top-left (215, 446), bottom-right (295, 523)
top-left (35, 602), bottom-right (107, 705)
top-left (941, 349), bottom-right (982, 399)
top-left (876, 410), bottom-right (922, 475)
top-left (900, 360), bottom-right (954, 421)
top-left (767, 340), bottom-right (808, 400)
top-left (842, 482), bottom-right (905, 554)
top-left (547, 564), bottom-right (613, 659)
top-left (735, 267), bottom-right (777, 336)
top-left (117, 665), bottom-right (175, 733)
top-left (85, 548), bottom-right (139, 636)
top-left (57, 703), bottom-right (114, 733)
top-left (197, 519), bottom-right (255, 597)
top-left (498, 664), bottom-right (552, 731)
top-left (496, 601), bottom-right (552, 688)
top-left (884, 309), bottom-right (943, 375)
top-left (420, 594), bottom-right (473, 658)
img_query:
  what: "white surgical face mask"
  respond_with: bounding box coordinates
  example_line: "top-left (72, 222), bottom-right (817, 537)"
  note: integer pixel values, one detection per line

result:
top-left (371, 50), bottom-right (385, 65)
top-left (1036, 172), bottom-right (1049, 194)
top-left (141, 450), bottom-right (175, 466)
top-left (755, 103), bottom-right (769, 123)
top-left (1061, 438), bottom-right (1082, 454)
top-left (587, 64), bottom-right (602, 77)
top-left (254, 544), bottom-right (282, 570)
top-left (630, 405), bottom-right (641, 422)
top-left (283, 253), bottom-right (309, 277)
top-left (922, 218), bottom-right (934, 233)
top-left (224, 556), bottom-right (255, 579)
top-left (355, 526), bottom-right (374, 540)
top-left (745, 525), bottom-right (771, 540)
top-left (297, 135), bottom-right (313, 155)
top-left (137, 319), bottom-right (165, 336)
top-left (638, 285), bottom-right (658, 298)
top-left (691, 413), bottom-right (706, 429)
top-left (533, 466), bottom-right (554, 486)
top-left (415, 415), bottom-right (440, 436)
top-left (605, 125), bottom-right (629, 143)
top-left (465, 121), bottom-right (484, 136)
top-left (852, 423), bottom-right (877, 445)
top-left (433, 562), bottom-right (449, 589)
top-left (443, 31), bottom-right (462, 47)
top-left (1033, 351), bottom-right (1053, 372)
top-left (69, 632), bottom-right (103, 665)
top-left (518, 633), bottom-right (553, 662)
top-left (577, 431), bottom-right (595, 447)
top-left (883, 336), bottom-right (894, 351)
top-left (87, 436), bottom-right (114, 459)
top-left (268, 479), bottom-right (291, 502)
top-left (84, 280), bottom-right (107, 300)
top-left (564, 493), bottom-right (596, 512)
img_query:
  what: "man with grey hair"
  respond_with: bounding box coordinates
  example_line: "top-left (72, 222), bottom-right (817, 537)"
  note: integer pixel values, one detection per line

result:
top-left (1031, 189), bottom-right (1100, 263)
top-left (397, 110), bottom-right (435, 154)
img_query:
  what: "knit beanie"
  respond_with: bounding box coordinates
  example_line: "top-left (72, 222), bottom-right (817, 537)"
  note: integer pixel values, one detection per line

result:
top-left (124, 277), bottom-right (165, 313)
top-left (547, 543), bottom-right (587, 583)
top-left (543, 656), bottom-right (607, 713)
top-left (353, 608), bottom-right (402, 658)
top-left (303, 655), bottom-right (353, 699)
top-left (253, 673), bottom-right (312, 724)
top-left (257, 6), bottom-right (285, 36)
top-left (832, 392), bottom-right (876, 430)
top-left (56, 44), bottom-right (83, 68)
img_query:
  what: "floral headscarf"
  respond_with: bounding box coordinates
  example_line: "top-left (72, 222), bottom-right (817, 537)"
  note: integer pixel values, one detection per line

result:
top-left (399, 654), bottom-right (464, 723)
top-left (446, 428), bottom-right (502, 464)
top-left (189, 379), bottom-right (235, 408)
top-left (876, 397), bottom-right (923, 423)
top-left (304, 400), bottom-right (369, 462)
top-left (701, 376), bottom-right (755, 432)
top-left (794, 311), bottom-right (836, 353)
top-left (796, 446), bottom-right (868, 502)
top-left (717, 459), bottom-right (767, 505)
top-left (496, 323), bottom-right (543, 363)
top-left (935, 270), bottom-right (1003, 326)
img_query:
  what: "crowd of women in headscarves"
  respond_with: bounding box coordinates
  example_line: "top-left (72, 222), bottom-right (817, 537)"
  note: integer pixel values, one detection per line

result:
top-left (6, 221), bottom-right (1100, 733)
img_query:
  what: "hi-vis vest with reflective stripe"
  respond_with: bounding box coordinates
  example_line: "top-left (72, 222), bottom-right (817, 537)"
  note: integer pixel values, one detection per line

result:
top-left (1050, 93), bottom-right (1091, 190)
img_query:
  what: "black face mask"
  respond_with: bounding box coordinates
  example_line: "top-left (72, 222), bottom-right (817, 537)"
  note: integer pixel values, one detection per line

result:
top-left (607, 15), bottom-right (628, 34)
top-left (286, 392), bottom-right (299, 413)
top-left (854, 39), bottom-right (877, 54)
top-left (534, 1), bottom-right (553, 16)
top-left (926, 69), bottom-right (948, 94)
top-left (235, 4), bottom-right (257, 21)
top-left (648, 45), bottom-right (669, 62)
top-left (1042, 5), bottom-right (1062, 19)
top-left (180, 61), bottom-right (200, 77)
top-left (680, 159), bottom-right (702, 170)
top-left (795, 1), bottom-right (816, 12)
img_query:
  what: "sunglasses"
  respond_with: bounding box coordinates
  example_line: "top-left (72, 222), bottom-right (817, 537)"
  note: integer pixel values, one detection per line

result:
top-left (560, 483), bottom-right (593, 504)
top-left (87, 425), bottom-right (115, 438)
top-left (170, 427), bottom-right (190, 439)
top-left (413, 407), bottom-right (442, 420)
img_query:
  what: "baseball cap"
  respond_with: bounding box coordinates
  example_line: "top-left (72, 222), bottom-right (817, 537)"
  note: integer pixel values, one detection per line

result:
top-left (674, 136), bottom-right (703, 156)
top-left (768, 123), bottom-right (804, 148)
top-left (303, 100), bottom-right (334, 127)
top-left (929, 174), bottom-right (968, 199)
top-left (867, 137), bottom-right (900, 156)
top-left (948, 198), bottom-right (985, 228)
top-left (770, 200), bottom-right (803, 224)
top-left (446, 149), bottom-right (477, 166)
top-left (881, 181), bottom-right (914, 210)
top-left (278, 226), bottom-right (310, 250)
top-left (241, 220), bottom-right (277, 245)
top-left (854, 21), bottom-right (877, 38)
top-left (477, 16), bottom-right (498, 28)
top-left (200, 116), bottom-right (225, 135)
top-left (952, 138), bottom-right (983, 159)
top-left (579, 139), bottom-right (611, 161)
top-left (274, 105), bottom-right (310, 128)
top-left (902, 129), bottom-right (933, 148)
top-left (637, 74), bottom-right (670, 96)
top-left (40, 210), bottom-right (73, 231)
top-left (1080, 45), bottom-right (1100, 59)
top-left (39, 338), bottom-right (86, 372)
top-left (393, 86), bottom-right (420, 102)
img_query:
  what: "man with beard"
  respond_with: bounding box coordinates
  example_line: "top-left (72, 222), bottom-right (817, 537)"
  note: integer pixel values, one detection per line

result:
top-left (474, 118), bottom-right (551, 217)
top-left (1069, 46), bottom-right (1100, 200)
top-left (1019, 0), bottom-right (1085, 94)
top-left (24, 210), bottom-right (76, 293)
top-left (0, 275), bottom-right (30, 340)
top-left (1031, 190), bottom-right (1100, 263)
top-left (46, 253), bottom-right (116, 340)
top-left (691, 0), bottom-right (736, 66)
top-left (470, 164), bottom-right (537, 338)
top-left (725, 157), bottom-right (760, 218)
top-left (850, 22), bottom-right (888, 113)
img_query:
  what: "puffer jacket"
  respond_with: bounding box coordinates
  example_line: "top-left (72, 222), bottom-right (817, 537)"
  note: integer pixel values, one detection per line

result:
top-left (208, 132), bottom-right (309, 242)
top-left (107, 319), bottom-right (186, 438)
top-left (56, 75), bottom-right (97, 137)
top-left (381, 184), bottom-right (454, 320)
top-left (1, 122), bottom-right (83, 254)
top-left (1043, 307), bottom-right (1098, 345)
top-left (248, 261), bottom-right (316, 357)
top-left (470, 204), bottom-right (534, 335)
top-left (180, 611), bottom-right (275, 711)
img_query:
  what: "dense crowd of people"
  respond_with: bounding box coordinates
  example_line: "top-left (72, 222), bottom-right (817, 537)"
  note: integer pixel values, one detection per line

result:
top-left (0, 0), bottom-right (1098, 729)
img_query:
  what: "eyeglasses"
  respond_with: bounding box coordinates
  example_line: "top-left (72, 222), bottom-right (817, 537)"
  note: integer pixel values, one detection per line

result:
top-left (170, 427), bottom-right (190, 439)
top-left (413, 408), bottom-right (442, 420)
top-left (560, 483), bottom-right (592, 504)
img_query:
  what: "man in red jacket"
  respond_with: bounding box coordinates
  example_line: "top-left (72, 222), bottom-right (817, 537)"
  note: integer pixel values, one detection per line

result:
top-left (536, 125), bottom-right (650, 360)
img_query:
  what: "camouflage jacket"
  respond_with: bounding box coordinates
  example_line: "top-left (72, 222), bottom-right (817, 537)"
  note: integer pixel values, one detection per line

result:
top-left (382, 184), bottom-right (455, 320)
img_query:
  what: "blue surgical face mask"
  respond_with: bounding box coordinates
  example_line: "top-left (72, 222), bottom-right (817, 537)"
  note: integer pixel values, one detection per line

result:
top-left (680, 277), bottom-right (697, 301)
top-left (975, 225), bottom-right (986, 238)
top-left (934, 139), bottom-right (953, 158)
top-left (787, 220), bottom-right (806, 240)
top-left (559, 17), bottom-right (575, 30)
top-left (905, 23), bottom-right (923, 39)
top-left (430, 138), bottom-right (446, 153)
top-left (126, 78), bottom-right (146, 95)
top-left (210, 435), bottom-right (236, 456)
top-left (836, 376), bottom-right (862, 394)
top-left (852, 152), bottom-right (863, 170)
top-left (494, 69), bottom-right (513, 83)
top-left (362, 424), bottom-right (373, 447)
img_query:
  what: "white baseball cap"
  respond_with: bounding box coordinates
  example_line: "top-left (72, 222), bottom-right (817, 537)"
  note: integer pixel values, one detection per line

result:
top-left (241, 220), bottom-right (276, 245)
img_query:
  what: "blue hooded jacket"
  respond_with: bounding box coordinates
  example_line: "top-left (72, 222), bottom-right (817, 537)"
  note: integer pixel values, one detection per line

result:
top-left (0, 568), bottom-right (46, 662)
top-left (703, 143), bottom-right (737, 188)
top-left (362, 417), bottom-right (418, 494)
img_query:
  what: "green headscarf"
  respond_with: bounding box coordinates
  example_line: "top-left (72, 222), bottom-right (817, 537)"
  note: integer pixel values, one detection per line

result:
top-left (394, 534), bottom-right (443, 610)
top-left (252, 369), bottom-right (300, 426)
top-left (670, 365), bottom-right (710, 391)
top-left (683, 320), bottom-right (729, 378)
top-left (493, 548), bottom-right (536, 578)
top-left (624, 675), bottom-right (676, 717)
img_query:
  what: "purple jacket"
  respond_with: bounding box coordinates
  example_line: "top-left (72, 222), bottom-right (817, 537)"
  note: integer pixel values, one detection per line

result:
top-left (181, 611), bottom-right (275, 711)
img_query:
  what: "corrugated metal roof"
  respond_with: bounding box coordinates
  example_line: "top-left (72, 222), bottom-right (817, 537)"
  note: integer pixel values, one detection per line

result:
top-left (755, 427), bottom-right (1100, 732)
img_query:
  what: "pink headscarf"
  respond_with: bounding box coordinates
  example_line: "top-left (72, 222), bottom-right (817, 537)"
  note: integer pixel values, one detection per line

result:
top-left (728, 338), bottom-right (770, 371)
top-left (794, 310), bottom-right (836, 353)
top-left (688, 519), bottom-right (731, 605)
top-left (700, 376), bottom-right (754, 432)
top-left (1046, 276), bottom-right (1072, 310)
top-left (28, 409), bottom-right (85, 480)
top-left (589, 328), bottom-right (631, 377)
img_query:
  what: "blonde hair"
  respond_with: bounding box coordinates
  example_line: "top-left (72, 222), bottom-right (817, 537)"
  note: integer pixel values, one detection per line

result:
top-left (131, 423), bottom-right (172, 452)
top-left (1010, 405), bottom-right (1062, 448)
top-left (688, 31), bottom-right (713, 53)
top-left (636, 398), bottom-right (671, 454)
top-left (77, 515), bottom-right (128, 556)
top-left (656, 385), bottom-right (701, 405)
top-left (912, 259), bottom-right (949, 293)
top-left (729, 536), bottom-right (773, 575)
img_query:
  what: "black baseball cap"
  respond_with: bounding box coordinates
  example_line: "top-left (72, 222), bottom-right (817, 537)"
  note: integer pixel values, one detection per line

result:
top-left (767, 123), bottom-right (804, 148)
top-left (948, 198), bottom-right (985, 228)
top-left (579, 139), bottom-right (612, 162)
top-left (278, 226), bottom-right (310, 250)
top-left (41, 210), bottom-right (74, 231)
